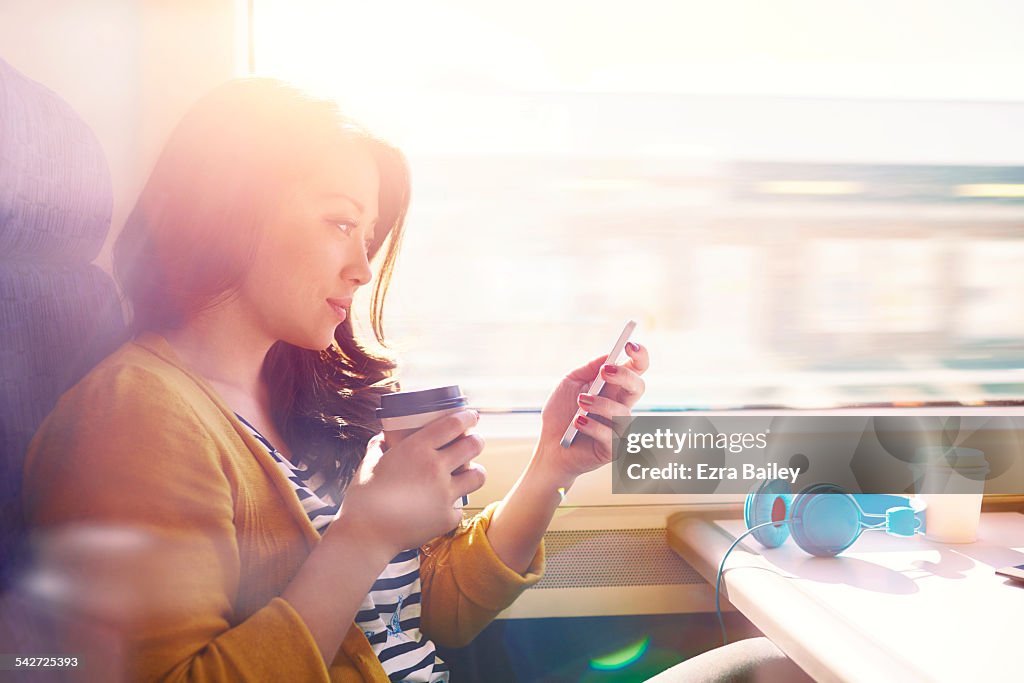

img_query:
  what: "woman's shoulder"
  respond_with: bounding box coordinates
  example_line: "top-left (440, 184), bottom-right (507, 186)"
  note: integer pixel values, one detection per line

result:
top-left (23, 336), bottom-right (239, 528)
top-left (24, 334), bottom-right (238, 502)
top-left (62, 336), bottom-right (198, 412)
top-left (35, 332), bottom-right (226, 451)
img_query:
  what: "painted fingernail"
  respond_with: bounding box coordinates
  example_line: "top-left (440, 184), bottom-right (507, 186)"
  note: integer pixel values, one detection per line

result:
top-left (603, 364), bottom-right (618, 375)
top-left (578, 394), bottom-right (594, 406)
top-left (627, 341), bottom-right (640, 353)
top-left (576, 415), bottom-right (589, 427)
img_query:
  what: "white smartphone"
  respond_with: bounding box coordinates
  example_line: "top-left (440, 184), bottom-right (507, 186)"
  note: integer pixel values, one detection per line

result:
top-left (560, 320), bottom-right (637, 448)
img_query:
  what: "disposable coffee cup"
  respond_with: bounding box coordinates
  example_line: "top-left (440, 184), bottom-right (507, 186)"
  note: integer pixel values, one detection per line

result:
top-left (914, 446), bottom-right (989, 543)
top-left (376, 386), bottom-right (471, 508)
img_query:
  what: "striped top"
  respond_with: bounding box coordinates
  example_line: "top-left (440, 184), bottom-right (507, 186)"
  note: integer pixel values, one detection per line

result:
top-left (235, 414), bottom-right (449, 682)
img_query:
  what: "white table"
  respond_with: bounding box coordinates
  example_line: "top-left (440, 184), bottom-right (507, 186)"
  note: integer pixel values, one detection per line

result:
top-left (667, 511), bottom-right (1024, 683)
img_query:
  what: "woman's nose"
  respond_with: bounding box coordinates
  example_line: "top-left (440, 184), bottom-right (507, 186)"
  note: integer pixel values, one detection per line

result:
top-left (345, 247), bottom-right (373, 286)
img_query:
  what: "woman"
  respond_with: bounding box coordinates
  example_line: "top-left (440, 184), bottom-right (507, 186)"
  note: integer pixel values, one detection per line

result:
top-left (21, 78), bottom-right (649, 681)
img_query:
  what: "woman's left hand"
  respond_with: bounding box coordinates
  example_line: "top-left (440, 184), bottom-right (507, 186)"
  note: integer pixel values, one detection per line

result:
top-left (535, 340), bottom-right (650, 483)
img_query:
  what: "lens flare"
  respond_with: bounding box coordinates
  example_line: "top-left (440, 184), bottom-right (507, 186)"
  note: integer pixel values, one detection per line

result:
top-left (588, 635), bottom-right (650, 671)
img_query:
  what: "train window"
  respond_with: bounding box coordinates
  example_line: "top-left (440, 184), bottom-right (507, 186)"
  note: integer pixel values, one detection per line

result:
top-left (252, 1), bottom-right (1024, 410)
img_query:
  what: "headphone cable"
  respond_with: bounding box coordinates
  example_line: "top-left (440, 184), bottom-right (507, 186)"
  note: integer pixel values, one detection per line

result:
top-left (715, 520), bottom-right (778, 647)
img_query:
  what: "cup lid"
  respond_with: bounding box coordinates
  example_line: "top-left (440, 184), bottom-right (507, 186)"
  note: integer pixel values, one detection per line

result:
top-left (376, 385), bottom-right (466, 419)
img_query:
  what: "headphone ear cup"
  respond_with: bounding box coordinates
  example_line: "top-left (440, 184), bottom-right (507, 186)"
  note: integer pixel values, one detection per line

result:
top-left (790, 483), bottom-right (863, 557)
top-left (745, 479), bottom-right (792, 548)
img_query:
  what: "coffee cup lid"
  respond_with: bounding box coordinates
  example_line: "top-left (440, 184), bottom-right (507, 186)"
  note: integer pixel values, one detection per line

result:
top-left (376, 385), bottom-right (467, 419)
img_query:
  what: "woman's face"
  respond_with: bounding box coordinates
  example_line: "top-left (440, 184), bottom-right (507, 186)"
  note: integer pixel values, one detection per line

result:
top-left (240, 139), bottom-right (381, 350)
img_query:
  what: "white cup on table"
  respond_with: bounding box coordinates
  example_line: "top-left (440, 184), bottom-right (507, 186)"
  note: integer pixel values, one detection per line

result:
top-left (914, 446), bottom-right (989, 543)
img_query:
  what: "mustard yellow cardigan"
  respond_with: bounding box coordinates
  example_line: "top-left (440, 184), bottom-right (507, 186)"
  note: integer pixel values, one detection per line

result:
top-left (22, 332), bottom-right (544, 681)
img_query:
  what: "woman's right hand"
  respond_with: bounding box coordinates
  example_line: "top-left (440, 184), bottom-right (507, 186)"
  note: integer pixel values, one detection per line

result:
top-left (283, 412), bottom-right (483, 663)
top-left (330, 409), bottom-right (487, 558)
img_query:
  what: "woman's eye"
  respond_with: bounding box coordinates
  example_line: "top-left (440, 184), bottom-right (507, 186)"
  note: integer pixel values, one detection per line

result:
top-left (330, 220), bottom-right (357, 236)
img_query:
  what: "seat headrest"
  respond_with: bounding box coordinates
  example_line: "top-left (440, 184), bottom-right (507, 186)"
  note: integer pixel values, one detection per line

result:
top-left (0, 56), bottom-right (113, 263)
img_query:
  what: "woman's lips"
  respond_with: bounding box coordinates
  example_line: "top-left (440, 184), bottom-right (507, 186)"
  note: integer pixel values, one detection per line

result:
top-left (326, 298), bottom-right (352, 320)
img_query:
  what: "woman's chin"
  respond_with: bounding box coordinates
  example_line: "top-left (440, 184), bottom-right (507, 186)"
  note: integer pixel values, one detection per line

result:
top-left (281, 328), bottom-right (338, 352)
top-left (323, 324), bottom-right (345, 349)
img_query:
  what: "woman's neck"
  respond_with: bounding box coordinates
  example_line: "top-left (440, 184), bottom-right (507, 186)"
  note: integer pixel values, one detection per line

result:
top-left (162, 320), bottom-right (296, 462)
top-left (160, 309), bottom-right (275, 402)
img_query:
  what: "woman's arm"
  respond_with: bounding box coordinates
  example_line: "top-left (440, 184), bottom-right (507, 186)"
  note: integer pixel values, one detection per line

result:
top-left (477, 448), bottom-right (572, 574)
top-left (24, 365), bottom-right (487, 678)
top-left (416, 345), bottom-right (649, 645)
top-left (417, 502), bottom-right (544, 648)
top-left (280, 515), bottom-right (395, 666)
top-left (23, 365), bottom-right (341, 681)
top-left (486, 342), bottom-right (650, 572)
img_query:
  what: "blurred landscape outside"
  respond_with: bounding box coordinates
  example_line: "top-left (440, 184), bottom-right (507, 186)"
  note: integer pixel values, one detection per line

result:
top-left (254, 1), bottom-right (1024, 410)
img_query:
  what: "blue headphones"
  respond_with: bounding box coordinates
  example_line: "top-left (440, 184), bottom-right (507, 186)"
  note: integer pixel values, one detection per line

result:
top-left (743, 479), bottom-right (928, 557)
top-left (716, 478), bottom-right (929, 646)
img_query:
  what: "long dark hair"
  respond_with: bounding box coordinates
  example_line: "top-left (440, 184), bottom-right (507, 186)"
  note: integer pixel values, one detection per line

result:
top-left (113, 78), bottom-right (408, 499)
